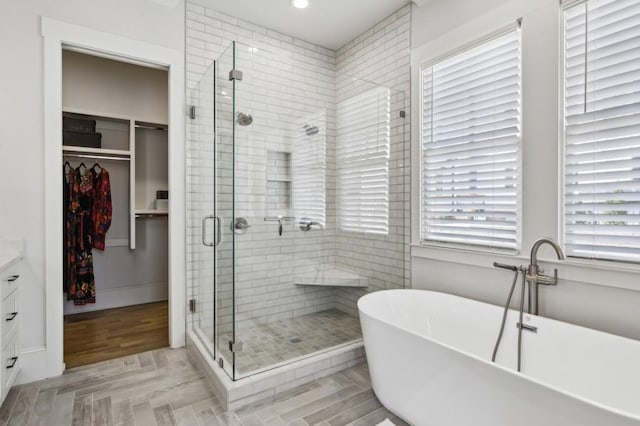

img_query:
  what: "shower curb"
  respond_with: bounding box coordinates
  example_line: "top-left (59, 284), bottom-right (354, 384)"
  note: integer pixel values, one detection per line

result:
top-left (186, 330), bottom-right (366, 411)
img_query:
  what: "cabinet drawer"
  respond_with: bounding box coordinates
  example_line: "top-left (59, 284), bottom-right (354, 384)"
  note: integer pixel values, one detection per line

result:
top-left (0, 262), bottom-right (20, 301)
top-left (1, 291), bottom-right (18, 342)
top-left (2, 335), bottom-right (19, 396)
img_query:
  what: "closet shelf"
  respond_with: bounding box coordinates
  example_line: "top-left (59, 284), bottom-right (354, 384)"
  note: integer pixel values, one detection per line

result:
top-left (134, 209), bottom-right (168, 217)
top-left (62, 146), bottom-right (132, 157)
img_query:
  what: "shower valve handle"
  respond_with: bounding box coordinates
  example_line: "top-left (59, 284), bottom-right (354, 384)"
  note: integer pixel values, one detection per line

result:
top-left (264, 216), bottom-right (295, 237)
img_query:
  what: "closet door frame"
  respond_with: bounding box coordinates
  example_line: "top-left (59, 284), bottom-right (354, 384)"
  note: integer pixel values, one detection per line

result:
top-left (41, 17), bottom-right (186, 381)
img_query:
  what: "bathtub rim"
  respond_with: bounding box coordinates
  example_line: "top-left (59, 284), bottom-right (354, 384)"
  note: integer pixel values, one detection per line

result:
top-left (358, 288), bottom-right (640, 423)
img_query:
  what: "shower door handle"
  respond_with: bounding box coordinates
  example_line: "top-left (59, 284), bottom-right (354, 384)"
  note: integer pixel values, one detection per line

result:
top-left (202, 215), bottom-right (216, 247)
top-left (202, 215), bottom-right (223, 246)
top-left (215, 216), bottom-right (223, 246)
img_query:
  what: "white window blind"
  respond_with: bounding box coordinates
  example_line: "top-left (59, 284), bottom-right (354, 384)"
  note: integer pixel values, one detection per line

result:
top-left (563, 0), bottom-right (640, 262)
top-left (337, 86), bottom-right (391, 234)
top-left (421, 28), bottom-right (522, 250)
top-left (292, 113), bottom-right (326, 227)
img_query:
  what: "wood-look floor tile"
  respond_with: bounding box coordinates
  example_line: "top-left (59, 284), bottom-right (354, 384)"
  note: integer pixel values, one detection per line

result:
top-left (132, 402), bottom-right (156, 426)
top-left (137, 352), bottom-right (155, 369)
top-left (325, 397), bottom-right (382, 426)
top-left (49, 392), bottom-right (75, 426)
top-left (0, 348), bottom-right (405, 426)
top-left (71, 394), bottom-right (93, 426)
top-left (7, 386), bottom-right (38, 426)
top-left (28, 389), bottom-right (56, 426)
top-left (194, 408), bottom-right (219, 426)
top-left (215, 412), bottom-right (242, 426)
top-left (152, 404), bottom-right (175, 426)
top-left (348, 407), bottom-right (395, 426)
top-left (0, 386), bottom-right (20, 424)
top-left (234, 381), bottom-right (321, 417)
top-left (93, 397), bottom-right (114, 426)
top-left (302, 390), bottom-right (375, 426)
top-left (251, 380), bottom-right (344, 421)
top-left (170, 406), bottom-right (198, 426)
top-left (279, 385), bottom-right (361, 423)
top-left (110, 398), bottom-right (134, 426)
top-left (151, 351), bottom-right (169, 369)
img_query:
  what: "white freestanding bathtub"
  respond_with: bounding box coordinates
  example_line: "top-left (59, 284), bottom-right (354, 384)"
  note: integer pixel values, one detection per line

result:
top-left (358, 289), bottom-right (640, 426)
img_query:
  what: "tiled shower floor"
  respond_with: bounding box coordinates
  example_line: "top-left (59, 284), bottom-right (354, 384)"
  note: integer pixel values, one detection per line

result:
top-left (220, 309), bottom-right (363, 376)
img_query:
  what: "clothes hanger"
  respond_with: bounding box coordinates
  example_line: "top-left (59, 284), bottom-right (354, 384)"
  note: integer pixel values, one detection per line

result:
top-left (91, 163), bottom-right (102, 173)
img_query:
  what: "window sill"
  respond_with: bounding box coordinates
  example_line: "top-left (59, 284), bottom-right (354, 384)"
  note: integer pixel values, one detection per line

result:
top-left (411, 243), bottom-right (640, 292)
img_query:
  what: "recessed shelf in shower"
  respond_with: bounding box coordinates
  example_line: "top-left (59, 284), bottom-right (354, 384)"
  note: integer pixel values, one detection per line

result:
top-left (266, 150), bottom-right (292, 217)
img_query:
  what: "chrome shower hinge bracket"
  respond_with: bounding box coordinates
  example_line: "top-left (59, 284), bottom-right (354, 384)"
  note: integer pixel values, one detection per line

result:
top-left (229, 69), bottom-right (243, 81)
top-left (189, 105), bottom-right (196, 119)
top-left (399, 110), bottom-right (406, 118)
top-left (229, 340), bottom-right (243, 353)
top-left (189, 299), bottom-right (196, 313)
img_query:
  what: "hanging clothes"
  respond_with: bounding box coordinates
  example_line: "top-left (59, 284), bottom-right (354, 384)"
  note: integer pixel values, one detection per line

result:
top-left (64, 167), bottom-right (95, 304)
top-left (63, 163), bottom-right (112, 305)
top-left (91, 167), bottom-right (112, 251)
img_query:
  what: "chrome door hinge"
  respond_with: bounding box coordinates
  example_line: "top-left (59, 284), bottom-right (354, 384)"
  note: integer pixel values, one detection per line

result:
top-left (189, 299), bottom-right (196, 313)
top-left (189, 105), bottom-right (196, 119)
top-left (228, 340), bottom-right (243, 353)
top-left (399, 110), bottom-right (406, 118)
top-left (229, 69), bottom-right (243, 81)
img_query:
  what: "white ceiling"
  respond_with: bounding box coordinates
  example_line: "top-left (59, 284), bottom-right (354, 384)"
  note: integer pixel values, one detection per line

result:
top-left (192, 0), bottom-right (415, 50)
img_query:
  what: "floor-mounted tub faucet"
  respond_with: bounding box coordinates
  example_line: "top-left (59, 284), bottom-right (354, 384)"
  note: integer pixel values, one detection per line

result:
top-left (526, 238), bottom-right (565, 315)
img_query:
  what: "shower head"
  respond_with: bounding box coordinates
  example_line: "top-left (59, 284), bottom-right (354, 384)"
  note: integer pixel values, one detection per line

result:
top-left (236, 112), bottom-right (253, 126)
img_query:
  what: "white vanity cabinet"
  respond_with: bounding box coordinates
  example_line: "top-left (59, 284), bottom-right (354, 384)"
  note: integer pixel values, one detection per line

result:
top-left (0, 258), bottom-right (20, 402)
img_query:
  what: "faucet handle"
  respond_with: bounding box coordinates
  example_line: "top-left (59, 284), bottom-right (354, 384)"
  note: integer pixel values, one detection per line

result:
top-left (493, 262), bottom-right (518, 272)
top-left (536, 269), bottom-right (559, 286)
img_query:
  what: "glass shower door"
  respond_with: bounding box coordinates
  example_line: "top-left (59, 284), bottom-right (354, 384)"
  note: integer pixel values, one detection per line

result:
top-left (188, 59), bottom-right (216, 359)
top-left (213, 42), bottom-right (237, 379)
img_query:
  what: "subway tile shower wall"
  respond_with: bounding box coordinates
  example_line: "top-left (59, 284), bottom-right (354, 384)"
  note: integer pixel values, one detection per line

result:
top-left (185, 2), bottom-right (411, 335)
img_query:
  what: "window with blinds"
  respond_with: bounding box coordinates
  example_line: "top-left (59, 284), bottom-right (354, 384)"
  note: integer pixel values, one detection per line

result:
top-left (421, 28), bottom-right (522, 250)
top-left (337, 86), bottom-right (391, 234)
top-left (563, 0), bottom-right (640, 262)
top-left (292, 113), bottom-right (326, 227)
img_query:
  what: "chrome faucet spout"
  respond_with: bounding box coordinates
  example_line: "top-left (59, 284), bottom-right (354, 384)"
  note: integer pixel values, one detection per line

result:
top-left (530, 237), bottom-right (565, 270)
top-left (527, 238), bottom-right (565, 315)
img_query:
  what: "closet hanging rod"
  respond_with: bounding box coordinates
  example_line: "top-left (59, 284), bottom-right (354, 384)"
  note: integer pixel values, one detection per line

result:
top-left (135, 124), bottom-right (168, 131)
top-left (63, 153), bottom-right (130, 162)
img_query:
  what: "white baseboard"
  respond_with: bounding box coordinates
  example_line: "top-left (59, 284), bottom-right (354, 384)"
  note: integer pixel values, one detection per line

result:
top-left (64, 281), bottom-right (168, 315)
top-left (15, 346), bottom-right (48, 385)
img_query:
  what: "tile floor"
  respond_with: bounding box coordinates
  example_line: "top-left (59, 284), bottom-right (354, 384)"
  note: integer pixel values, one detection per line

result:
top-left (0, 347), bottom-right (407, 426)
top-left (218, 309), bottom-right (363, 376)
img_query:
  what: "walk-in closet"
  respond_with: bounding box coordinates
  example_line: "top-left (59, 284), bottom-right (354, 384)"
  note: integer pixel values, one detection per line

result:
top-left (61, 50), bottom-right (169, 368)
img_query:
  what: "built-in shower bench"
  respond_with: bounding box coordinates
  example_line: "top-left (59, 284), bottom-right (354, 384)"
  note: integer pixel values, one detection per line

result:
top-left (293, 265), bottom-right (368, 288)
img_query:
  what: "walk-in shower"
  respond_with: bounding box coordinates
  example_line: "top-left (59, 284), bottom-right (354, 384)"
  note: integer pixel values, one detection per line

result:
top-left (186, 40), bottom-right (408, 383)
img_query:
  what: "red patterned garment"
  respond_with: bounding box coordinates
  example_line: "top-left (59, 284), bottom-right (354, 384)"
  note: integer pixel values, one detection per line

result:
top-left (72, 168), bottom-right (96, 305)
top-left (91, 168), bottom-right (112, 251)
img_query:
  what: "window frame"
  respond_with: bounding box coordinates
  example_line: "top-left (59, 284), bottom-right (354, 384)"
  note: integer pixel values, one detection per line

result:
top-left (418, 22), bottom-right (524, 255)
top-left (559, 0), bottom-right (640, 265)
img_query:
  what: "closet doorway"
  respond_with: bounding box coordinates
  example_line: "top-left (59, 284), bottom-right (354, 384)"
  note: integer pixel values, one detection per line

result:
top-left (61, 50), bottom-right (170, 368)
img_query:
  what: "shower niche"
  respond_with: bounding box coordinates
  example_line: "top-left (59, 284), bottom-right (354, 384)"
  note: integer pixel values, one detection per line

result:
top-left (266, 150), bottom-right (292, 218)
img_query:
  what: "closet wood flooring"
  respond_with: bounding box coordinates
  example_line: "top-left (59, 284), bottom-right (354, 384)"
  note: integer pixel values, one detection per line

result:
top-left (64, 301), bottom-right (168, 368)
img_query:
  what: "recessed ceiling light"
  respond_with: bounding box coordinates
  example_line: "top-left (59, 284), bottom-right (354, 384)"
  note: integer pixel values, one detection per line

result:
top-left (291, 0), bottom-right (309, 9)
